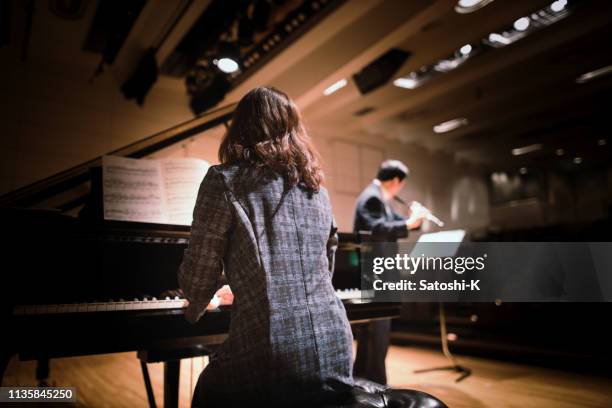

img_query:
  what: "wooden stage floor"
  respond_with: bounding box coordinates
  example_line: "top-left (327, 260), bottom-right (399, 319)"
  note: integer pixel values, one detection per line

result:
top-left (3, 345), bottom-right (611, 407)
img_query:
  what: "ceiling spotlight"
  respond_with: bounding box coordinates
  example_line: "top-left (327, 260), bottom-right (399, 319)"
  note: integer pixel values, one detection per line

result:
top-left (550, 0), bottom-right (568, 13)
top-left (434, 58), bottom-right (463, 73)
top-left (393, 75), bottom-right (419, 89)
top-left (215, 58), bottom-right (239, 73)
top-left (512, 143), bottom-right (543, 156)
top-left (573, 157), bottom-right (582, 164)
top-left (433, 118), bottom-right (469, 133)
top-left (186, 65), bottom-right (231, 115)
top-left (576, 64), bottom-right (612, 84)
top-left (323, 78), bottom-right (348, 96)
top-left (455, 0), bottom-right (495, 14)
top-left (514, 17), bottom-right (530, 31)
top-left (556, 148), bottom-right (565, 156)
top-left (488, 32), bottom-right (512, 46)
top-left (460, 44), bottom-right (472, 56)
top-left (215, 42), bottom-right (241, 74)
top-left (458, 0), bottom-right (482, 7)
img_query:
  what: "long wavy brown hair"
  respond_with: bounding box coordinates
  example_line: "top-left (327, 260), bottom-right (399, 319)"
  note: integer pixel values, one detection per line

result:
top-left (219, 87), bottom-right (323, 192)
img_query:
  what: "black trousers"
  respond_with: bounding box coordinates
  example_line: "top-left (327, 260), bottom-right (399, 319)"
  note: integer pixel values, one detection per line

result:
top-left (353, 319), bottom-right (391, 385)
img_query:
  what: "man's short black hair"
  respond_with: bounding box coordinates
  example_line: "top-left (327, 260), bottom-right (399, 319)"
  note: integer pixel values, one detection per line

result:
top-left (376, 159), bottom-right (409, 182)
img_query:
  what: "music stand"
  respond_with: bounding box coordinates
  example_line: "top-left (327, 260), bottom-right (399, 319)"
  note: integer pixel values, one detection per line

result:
top-left (409, 230), bottom-right (472, 382)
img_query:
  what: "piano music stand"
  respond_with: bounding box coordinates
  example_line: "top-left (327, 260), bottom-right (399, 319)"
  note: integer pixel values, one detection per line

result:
top-left (413, 302), bottom-right (471, 382)
top-left (409, 230), bottom-right (471, 382)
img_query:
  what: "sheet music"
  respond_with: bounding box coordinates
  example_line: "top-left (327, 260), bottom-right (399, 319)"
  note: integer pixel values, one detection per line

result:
top-left (409, 229), bottom-right (466, 258)
top-left (103, 156), bottom-right (167, 223)
top-left (102, 155), bottom-right (210, 225)
top-left (161, 158), bottom-right (210, 225)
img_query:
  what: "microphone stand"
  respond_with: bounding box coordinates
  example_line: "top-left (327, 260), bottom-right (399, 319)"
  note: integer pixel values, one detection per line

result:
top-left (393, 198), bottom-right (471, 382)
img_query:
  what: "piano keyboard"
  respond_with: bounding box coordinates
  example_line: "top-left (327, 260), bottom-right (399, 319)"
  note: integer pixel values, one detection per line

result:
top-left (13, 289), bottom-right (367, 316)
top-left (335, 288), bottom-right (365, 300)
top-left (13, 297), bottom-right (189, 316)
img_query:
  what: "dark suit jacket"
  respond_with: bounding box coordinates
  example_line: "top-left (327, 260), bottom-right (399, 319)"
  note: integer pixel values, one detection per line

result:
top-left (178, 164), bottom-right (354, 406)
top-left (353, 181), bottom-right (408, 241)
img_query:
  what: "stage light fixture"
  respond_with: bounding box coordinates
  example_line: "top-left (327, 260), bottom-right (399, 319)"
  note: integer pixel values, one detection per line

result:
top-left (573, 157), bottom-right (582, 164)
top-left (460, 44), bottom-right (472, 56)
top-left (393, 74), bottom-right (420, 89)
top-left (434, 59), bottom-right (460, 73)
top-left (550, 0), bottom-right (568, 13)
top-left (397, 1), bottom-right (572, 95)
top-left (576, 64), bottom-right (612, 84)
top-left (435, 52), bottom-right (471, 73)
top-left (215, 42), bottom-right (241, 74)
top-left (215, 58), bottom-right (239, 73)
top-left (514, 17), bottom-right (530, 31)
top-left (396, 0), bottom-right (572, 96)
top-left (186, 64), bottom-right (231, 115)
top-left (511, 143), bottom-right (543, 156)
top-left (455, 0), bottom-right (495, 14)
top-left (488, 33), bottom-right (512, 46)
top-left (433, 118), bottom-right (469, 134)
top-left (598, 139), bottom-right (607, 146)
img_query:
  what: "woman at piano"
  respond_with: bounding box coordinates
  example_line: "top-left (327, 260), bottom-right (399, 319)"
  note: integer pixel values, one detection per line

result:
top-left (178, 87), bottom-right (354, 407)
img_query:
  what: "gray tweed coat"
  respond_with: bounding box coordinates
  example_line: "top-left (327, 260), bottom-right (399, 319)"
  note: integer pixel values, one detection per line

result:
top-left (178, 164), bottom-right (354, 407)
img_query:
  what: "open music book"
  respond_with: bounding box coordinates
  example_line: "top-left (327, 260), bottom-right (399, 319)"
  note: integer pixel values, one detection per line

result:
top-left (102, 155), bottom-right (210, 225)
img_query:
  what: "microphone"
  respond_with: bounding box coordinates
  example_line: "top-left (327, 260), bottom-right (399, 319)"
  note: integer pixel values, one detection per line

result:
top-left (394, 197), bottom-right (445, 227)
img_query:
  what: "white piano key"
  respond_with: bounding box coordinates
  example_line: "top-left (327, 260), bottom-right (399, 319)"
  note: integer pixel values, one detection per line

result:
top-left (14, 296), bottom-right (187, 315)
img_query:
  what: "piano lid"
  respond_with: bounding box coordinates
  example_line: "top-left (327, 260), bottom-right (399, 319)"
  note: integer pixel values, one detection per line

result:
top-left (0, 103), bottom-right (236, 212)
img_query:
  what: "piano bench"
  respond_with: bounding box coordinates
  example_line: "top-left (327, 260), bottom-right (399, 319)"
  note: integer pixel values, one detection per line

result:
top-left (138, 345), bottom-right (216, 408)
top-left (137, 344), bottom-right (216, 363)
top-left (195, 378), bottom-right (447, 407)
top-left (320, 378), bottom-right (448, 408)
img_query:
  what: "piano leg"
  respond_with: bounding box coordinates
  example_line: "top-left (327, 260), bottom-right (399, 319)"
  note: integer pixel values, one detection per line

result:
top-left (0, 352), bottom-right (12, 386)
top-left (36, 358), bottom-right (50, 387)
top-left (164, 360), bottom-right (181, 408)
top-left (140, 361), bottom-right (157, 408)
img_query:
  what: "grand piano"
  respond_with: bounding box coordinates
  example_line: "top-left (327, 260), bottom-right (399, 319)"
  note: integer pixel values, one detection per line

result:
top-left (0, 104), bottom-right (400, 407)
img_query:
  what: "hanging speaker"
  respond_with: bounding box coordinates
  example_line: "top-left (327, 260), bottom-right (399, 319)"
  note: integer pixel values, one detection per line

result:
top-left (353, 48), bottom-right (411, 95)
